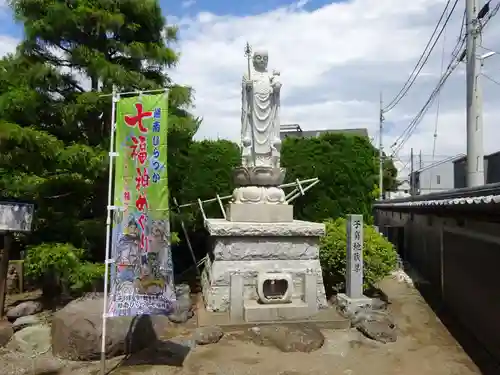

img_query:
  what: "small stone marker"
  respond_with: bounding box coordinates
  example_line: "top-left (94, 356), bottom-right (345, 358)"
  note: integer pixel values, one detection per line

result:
top-left (337, 214), bottom-right (372, 316)
top-left (346, 214), bottom-right (363, 299)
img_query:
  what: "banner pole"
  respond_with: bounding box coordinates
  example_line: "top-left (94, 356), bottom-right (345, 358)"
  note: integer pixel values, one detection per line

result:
top-left (101, 85), bottom-right (118, 375)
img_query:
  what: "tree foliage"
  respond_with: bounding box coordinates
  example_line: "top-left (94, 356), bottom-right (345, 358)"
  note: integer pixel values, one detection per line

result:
top-left (0, 1), bottom-right (198, 281)
top-left (282, 133), bottom-right (393, 222)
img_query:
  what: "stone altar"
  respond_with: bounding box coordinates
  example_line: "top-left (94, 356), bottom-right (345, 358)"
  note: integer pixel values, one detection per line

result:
top-left (201, 44), bottom-right (327, 322)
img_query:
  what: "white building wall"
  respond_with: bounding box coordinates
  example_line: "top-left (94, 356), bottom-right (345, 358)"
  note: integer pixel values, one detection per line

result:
top-left (418, 160), bottom-right (455, 195)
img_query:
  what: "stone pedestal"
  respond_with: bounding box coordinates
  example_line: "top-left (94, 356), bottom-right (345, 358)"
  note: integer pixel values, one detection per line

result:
top-left (226, 203), bottom-right (293, 223)
top-left (201, 219), bottom-right (328, 321)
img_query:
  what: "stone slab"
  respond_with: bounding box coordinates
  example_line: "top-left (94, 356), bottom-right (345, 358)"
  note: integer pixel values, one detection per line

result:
top-left (227, 203), bottom-right (293, 223)
top-left (205, 219), bottom-right (325, 237)
top-left (336, 293), bottom-right (373, 316)
top-left (195, 293), bottom-right (350, 331)
top-left (212, 237), bottom-right (319, 261)
top-left (243, 300), bottom-right (314, 322)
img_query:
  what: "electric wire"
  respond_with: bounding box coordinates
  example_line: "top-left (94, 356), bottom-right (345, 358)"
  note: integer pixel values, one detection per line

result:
top-left (429, 5), bottom-right (454, 190)
top-left (383, 0), bottom-right (460, 113)
top-left (390, 39), bottom-right (465, 157)
top-left (388, 0), bottom-right (499, 160)
top-left (391, 0), bottom-right (499, 157)
top-left (482, 73), bottom-right (500, 85)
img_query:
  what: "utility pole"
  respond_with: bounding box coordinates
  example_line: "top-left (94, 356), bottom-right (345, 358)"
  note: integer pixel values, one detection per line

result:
top-left (379, 92), bottom-right (384, 200)
top-left (465, 0), bottom-right (484, 187)
top-left (410, 148), bottom-right (415, 196)
top-left (419, 150), bottom-right (423, 169)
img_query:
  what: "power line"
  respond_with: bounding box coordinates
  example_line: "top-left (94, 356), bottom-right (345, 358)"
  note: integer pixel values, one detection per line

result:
top-left (383, 0), bottom-right (460, 113)
top-left (390, 40), bottom-right (465, 157)
top-left (482, 72), bottom-right (500, 85)
top-left (390, 23), bottom-right (467, 152)
top-left (429, 3), bottom-right (453, 191)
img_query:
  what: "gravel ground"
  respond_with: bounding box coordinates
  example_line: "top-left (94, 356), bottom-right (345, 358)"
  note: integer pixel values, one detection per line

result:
top-left (0, 272), bottom-right (481, 375)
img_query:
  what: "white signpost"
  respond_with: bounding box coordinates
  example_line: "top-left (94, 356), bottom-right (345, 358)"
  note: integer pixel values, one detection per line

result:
top-left (0, 201), bottom-right (35, 318)
top-left (337, 214), bottom-right (372, 314)
top-left (346, 214), bottom-right (364, 298)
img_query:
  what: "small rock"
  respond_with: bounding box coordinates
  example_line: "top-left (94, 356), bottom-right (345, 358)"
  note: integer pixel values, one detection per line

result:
top-left (193, 326), bottom-right (223, 345)
top-left (12, 315), bottom-right (41, 331)
top-left (249, 324), bottom-right (324, 353)
top-left (175, 284), bottom-right (191, 299)
top-left (354, 310), bottom-right (398, 343)
top-left (370, 298), bottom-right (388, 310)
top-left (0, 320), bottom-right (13, 347)
top-left (9, 325), bottom-right (52, 354)
top-left (168, 310), bottom-right (194, 324)
top-left (6, 300), bottom-right (43, 321)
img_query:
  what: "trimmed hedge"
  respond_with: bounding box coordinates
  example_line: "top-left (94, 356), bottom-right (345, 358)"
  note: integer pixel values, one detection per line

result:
top-left (319, 217), bottom-right (398, 294)
top-left (281, 133), bottom-right (380, 223)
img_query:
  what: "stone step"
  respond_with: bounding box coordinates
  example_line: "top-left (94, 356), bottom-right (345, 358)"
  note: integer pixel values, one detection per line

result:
top-left (243, 299), bottom-right (313, 322)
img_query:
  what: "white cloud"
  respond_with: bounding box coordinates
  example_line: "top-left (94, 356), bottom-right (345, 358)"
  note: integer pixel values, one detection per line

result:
top-left (0, 35), bottom-right (18, 56)
top-left (170, 0), bottom-right (500, 179)
top-left (181, 0), bottom-right (196, 9)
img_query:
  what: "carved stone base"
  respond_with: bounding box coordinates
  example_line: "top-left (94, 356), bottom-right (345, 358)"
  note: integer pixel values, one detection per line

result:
top-left (233, 166), bottom-right (285, 187)
top-left (227, 203), bottom-right (293, 223)
top-left (232, 186), bottom-right (286, 204)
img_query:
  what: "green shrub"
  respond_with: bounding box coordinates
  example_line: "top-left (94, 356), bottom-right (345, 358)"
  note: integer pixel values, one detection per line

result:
top-left (25, 242), bottom-right (104, 296)
top-left (319, 217), bottom-right (398, 294)
top-left (68, 261), bottom-right (105, 292)
top-left (171, 139), bottom-right (240, 229)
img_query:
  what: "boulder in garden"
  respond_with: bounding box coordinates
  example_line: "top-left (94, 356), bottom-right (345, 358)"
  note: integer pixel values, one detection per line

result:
top-left (9, 325), bottom-right (51, 354)
top-left (6, 301), bottom-right (43, 321)
top-left (12, 315), bottom-right (41, 332)
top-left (249, 324), bottom-right (324, 353)
top-left (51, 296), bottom-right (167, 361)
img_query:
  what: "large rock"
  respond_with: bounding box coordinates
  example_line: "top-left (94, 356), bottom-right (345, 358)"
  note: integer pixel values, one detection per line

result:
top-left (0, 320), bottom-right (13, 347)
top-left (9, 325), bottom-right (51, 354)
top-left (6, 301), bottom-right (43, 321)
top-left (249, 324), bottom-right (324, 352)
top-left (353, 309), bottom-right (398, 344)
top-left (51, 296), bottom-right (167, 361)
top-left (12, 315), bottom-right (41, 332)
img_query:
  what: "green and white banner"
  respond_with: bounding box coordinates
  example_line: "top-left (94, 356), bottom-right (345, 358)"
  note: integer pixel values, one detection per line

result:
top-left (107, 92), bottom-right (175, 317)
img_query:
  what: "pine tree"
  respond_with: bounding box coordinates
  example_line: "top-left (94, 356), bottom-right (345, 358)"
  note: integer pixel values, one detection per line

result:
top-left (0, 0), bottom-right (197, 273)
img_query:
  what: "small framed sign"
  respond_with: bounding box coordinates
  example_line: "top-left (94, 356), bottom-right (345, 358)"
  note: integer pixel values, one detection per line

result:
top-left (0, 202), bottom-right (34, 233)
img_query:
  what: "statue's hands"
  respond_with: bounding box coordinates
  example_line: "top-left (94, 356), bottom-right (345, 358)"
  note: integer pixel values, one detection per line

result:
top-left (272, 80), bottom-right (282, 90)
top-left (243, 78), bottom-right (253, 90)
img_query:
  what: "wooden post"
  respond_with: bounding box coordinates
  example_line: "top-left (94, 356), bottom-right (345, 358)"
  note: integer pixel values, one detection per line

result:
top-left (0, 233), bottom-right (12, 318)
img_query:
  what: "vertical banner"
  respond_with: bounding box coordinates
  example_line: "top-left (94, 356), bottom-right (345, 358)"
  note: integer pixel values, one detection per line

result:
top-left (107, 92), bottom-right (175, 317)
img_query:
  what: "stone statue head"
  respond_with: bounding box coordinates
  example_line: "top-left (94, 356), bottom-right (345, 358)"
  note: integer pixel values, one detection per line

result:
top-left (252, 49), bottom-right (268, 71)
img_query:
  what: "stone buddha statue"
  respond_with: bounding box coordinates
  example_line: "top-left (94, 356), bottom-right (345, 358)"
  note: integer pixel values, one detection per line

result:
top-left (231, 45), bottom-right (287, 208)
top-left (241, 49), bottom-right (282, 169)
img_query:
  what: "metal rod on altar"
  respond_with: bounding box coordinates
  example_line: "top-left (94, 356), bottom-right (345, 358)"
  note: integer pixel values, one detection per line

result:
top-left (173, 197), bottom-right (200, 278)
top-left (100, 86), bottom-right (118, 375)
top-left (286, 179), bottom-right (320, 204)
top-left (177, 178), bottom-right (319, 209)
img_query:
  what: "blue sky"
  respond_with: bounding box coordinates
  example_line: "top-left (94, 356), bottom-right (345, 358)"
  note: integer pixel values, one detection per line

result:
top-left (162, 0), bottom-right (337, 17)
top-left (0, 0), bottom-right (338, 39)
